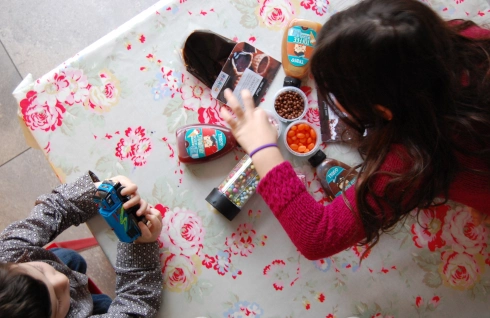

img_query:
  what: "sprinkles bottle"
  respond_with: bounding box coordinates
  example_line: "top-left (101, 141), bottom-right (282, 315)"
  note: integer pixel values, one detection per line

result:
top-left (205, 154), bottom-right (260, 220)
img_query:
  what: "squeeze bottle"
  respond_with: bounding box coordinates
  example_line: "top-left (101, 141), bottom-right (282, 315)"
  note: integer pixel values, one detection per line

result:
top-left (281, 19), bottom-right (322, 87)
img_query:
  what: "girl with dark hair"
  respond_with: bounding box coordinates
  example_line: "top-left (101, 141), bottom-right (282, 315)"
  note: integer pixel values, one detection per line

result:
top-left (221, 0), bottom-right (490, 260)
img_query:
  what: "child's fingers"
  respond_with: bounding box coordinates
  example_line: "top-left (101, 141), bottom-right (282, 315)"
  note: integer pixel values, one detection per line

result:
top-left (119, 183), bottom-right (138, 196)
top-left (220, 106), bottom-right (236, 129)
top-left (145, 211), bottom-right (161, 228)
top-left (224, 89), bottom-right (244, 118)
top-left (241, 90), bottom-right (255, 115)
top-left (137, 221), bottom-right (152, 239)
top-left (134, 199), bottom-right (148, 217)
top-left (123, 193), bottom-right (141, 210)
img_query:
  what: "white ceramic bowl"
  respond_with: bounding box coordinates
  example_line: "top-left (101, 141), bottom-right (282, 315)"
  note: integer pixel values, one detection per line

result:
top-left (272, 86), bottom-right (308, 123)
top-left (283, 120), bottom-right (320, 157)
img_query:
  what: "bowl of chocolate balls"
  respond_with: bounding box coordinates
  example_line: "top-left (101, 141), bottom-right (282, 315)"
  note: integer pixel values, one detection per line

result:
top-left (272, 87), bottom-right (308, 122)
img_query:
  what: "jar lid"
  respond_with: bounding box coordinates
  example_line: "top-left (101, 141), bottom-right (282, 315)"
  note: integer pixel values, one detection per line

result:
top-left (283, 76), bottom-right (301, 88)
top-left (205, 188), bottom-right (241, 221)
top-left (308, 149), bottom-right (327, 167)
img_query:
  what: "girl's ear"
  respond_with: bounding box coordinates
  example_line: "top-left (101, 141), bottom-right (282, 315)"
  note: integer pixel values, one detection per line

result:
top-left (373, 104), bottom-right (393, 121)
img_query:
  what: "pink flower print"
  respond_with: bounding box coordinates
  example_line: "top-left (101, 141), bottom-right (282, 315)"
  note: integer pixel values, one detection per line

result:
top-left (161, 207), bottom-right (205, 256)
top-left (316, 292), bottom-right (325, 303)
top-left (198, 102), bottom-right (225, 125)
top-left (162, 253), bottom-right (202, 292)
top-left (430, 295), bottom-right (440, 307)
top-left (303, 299), bottom-right (311, 310)
top-left (304, 107), bottom-right (320, 127)
top-left (411, 205), bottom-right (448, 251)
top-left (231, 269), bottom-right (242, 279)
top-left (202, 254), bottom-right (216, 269)
top-left (223, 301), bottom-right (264, 318)
top-left (225, 223), bottom-right (256, 257)
top-left (154, 203), bottom-right (169, 217)
top-left (257, 0), bottom-right (296, 30)
top-left (415, 296), bottom-right (423, 308)
top-left (132, 137), bottom-right (152, 166)
top-left (439, 250), bottom-right (485, 290)
top-left (63, 68), bottom-right (89, 106)
top-left (214, 250), bottom-right (231, 275)
top-left (115, 126), bottom-right (152, 167)
top-left (152, 67), bottom-right (184, 100)
top-left (442, 205), bottom-right (488, 254)
top-left (84, 69), bottom-right (121, 114)
top-left (313, 257), bottom-right (332, 272)
top-left (300, 0), bottom-right (329, 16)
top-left (20, 90), bottom-right (66, 132)
top-left (180, 73), bottom-right (217, 111)
top-left (351, 244), bottom-right (372, 260)
top-left (295, 165), bottom-right (324, 202)
top-left (263, 259), bottom-right (288, 291)
top-left (115, 138), bottom-right (135, 160)
top-left (34, 71), bottom-right (71, 107)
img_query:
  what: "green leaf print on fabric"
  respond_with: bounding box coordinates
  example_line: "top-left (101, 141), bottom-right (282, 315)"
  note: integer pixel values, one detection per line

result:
top-left (240, 13), bottom-right (259, 28)
top-left (470, 279), bottom-right (490, 300)
top-left (152, 175), bottom-right (195, 210)
top-left (60, 105), bottom-right (87, 136)
top-left (232, 0), bottom-right (257, 13)
top-left (187, 279), bottom-right (214, 304)
top-left (423, 271), bottom-right (442, 288)
top-left (231, 0), bottom-right (259, 28)
top-left (413, 249), bottom-right (441, 272)
top-left (94, 155), bottom-right (133, 179)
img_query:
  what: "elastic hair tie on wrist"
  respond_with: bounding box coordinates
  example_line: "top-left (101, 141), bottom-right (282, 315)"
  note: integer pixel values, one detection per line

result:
top-left (249, 143), bottom-right (278, 158)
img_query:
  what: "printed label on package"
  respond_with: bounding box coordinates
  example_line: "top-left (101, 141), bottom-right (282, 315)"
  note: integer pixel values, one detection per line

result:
top-left (232, 68), bottom-right (263, 107)
top-left (209, 42), bottom-right (281, 107)
top-left (185, 128), bottom-right (227, 158)
top-left (286, 26), bottom-right (317, 67)
top-left (211, 71), bottom-right (230, 99)
top-left (326, 166), bottom-right (355, 197)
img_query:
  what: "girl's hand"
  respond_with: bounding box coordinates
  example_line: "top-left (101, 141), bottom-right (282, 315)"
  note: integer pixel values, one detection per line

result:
top-left (135, 206), bottom-right (163, 244)
top-left (221, 89), bottom-right (285, 178)
top-left (220, 89), bottom-right (278, 154)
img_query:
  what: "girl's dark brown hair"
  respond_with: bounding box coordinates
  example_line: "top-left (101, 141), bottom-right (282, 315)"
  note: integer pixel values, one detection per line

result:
top-left (311, 0), bottom-right (490, 252)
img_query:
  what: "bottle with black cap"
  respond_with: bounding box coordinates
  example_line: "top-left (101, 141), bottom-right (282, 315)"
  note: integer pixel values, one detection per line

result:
top-left (205, 154), bottom-right (259, 221)
top-left (281, 19), bottom-right (322, 88)
top-left (308, 150), bottom-right (357, 201)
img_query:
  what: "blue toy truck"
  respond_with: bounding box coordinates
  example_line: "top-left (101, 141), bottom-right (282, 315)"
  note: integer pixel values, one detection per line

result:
top-left (93, 180), bottom-right (145, 243)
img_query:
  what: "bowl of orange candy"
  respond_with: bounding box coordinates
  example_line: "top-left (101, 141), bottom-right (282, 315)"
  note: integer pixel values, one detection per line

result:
top-left (283, 120), bottom-right (320, 157)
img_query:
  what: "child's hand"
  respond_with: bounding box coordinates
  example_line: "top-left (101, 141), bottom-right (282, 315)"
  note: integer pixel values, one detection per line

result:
top-left (135, 206), bottom-right (163, 244)
top-left (108, 176), bottom-right (149, 216)
top-left (221, 89), bottom-right (278, 154)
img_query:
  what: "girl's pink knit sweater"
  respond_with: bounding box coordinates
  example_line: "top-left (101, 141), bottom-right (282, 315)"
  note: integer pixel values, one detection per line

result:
top-left (257, 25), bottom-right (490, 261)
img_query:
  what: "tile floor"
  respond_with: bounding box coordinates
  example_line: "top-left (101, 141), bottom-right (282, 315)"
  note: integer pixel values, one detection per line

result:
top-left (0, 0), bottom-right (158, 298)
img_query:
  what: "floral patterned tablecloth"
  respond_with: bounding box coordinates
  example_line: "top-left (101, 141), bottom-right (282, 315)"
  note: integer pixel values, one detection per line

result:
top-left (13, 0), bottom-right (490, 317)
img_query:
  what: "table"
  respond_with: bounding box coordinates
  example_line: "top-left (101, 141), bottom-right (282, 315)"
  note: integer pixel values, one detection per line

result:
top-left (13, 0), bottom-right (490, 317)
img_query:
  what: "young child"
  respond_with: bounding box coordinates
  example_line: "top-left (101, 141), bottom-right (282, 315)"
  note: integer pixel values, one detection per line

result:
top-left (0, 172), bottom-right (163, 317)
top-left (221, 0), bottom-right (490, 260)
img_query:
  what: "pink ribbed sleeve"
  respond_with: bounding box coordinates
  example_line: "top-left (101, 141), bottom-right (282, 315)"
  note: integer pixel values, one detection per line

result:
top-left (257, 161), bottom-right (365, 260)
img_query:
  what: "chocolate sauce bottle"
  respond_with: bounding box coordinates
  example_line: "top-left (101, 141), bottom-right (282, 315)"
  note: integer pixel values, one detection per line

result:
top-left (308, 150), bottom-right (357, 201)
top-left (176, 124), bottom-right (237, 164)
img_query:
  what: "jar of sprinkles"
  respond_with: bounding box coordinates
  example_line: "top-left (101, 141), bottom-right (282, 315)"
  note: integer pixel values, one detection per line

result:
top-left (205, 154), bottom-right (260, 220)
